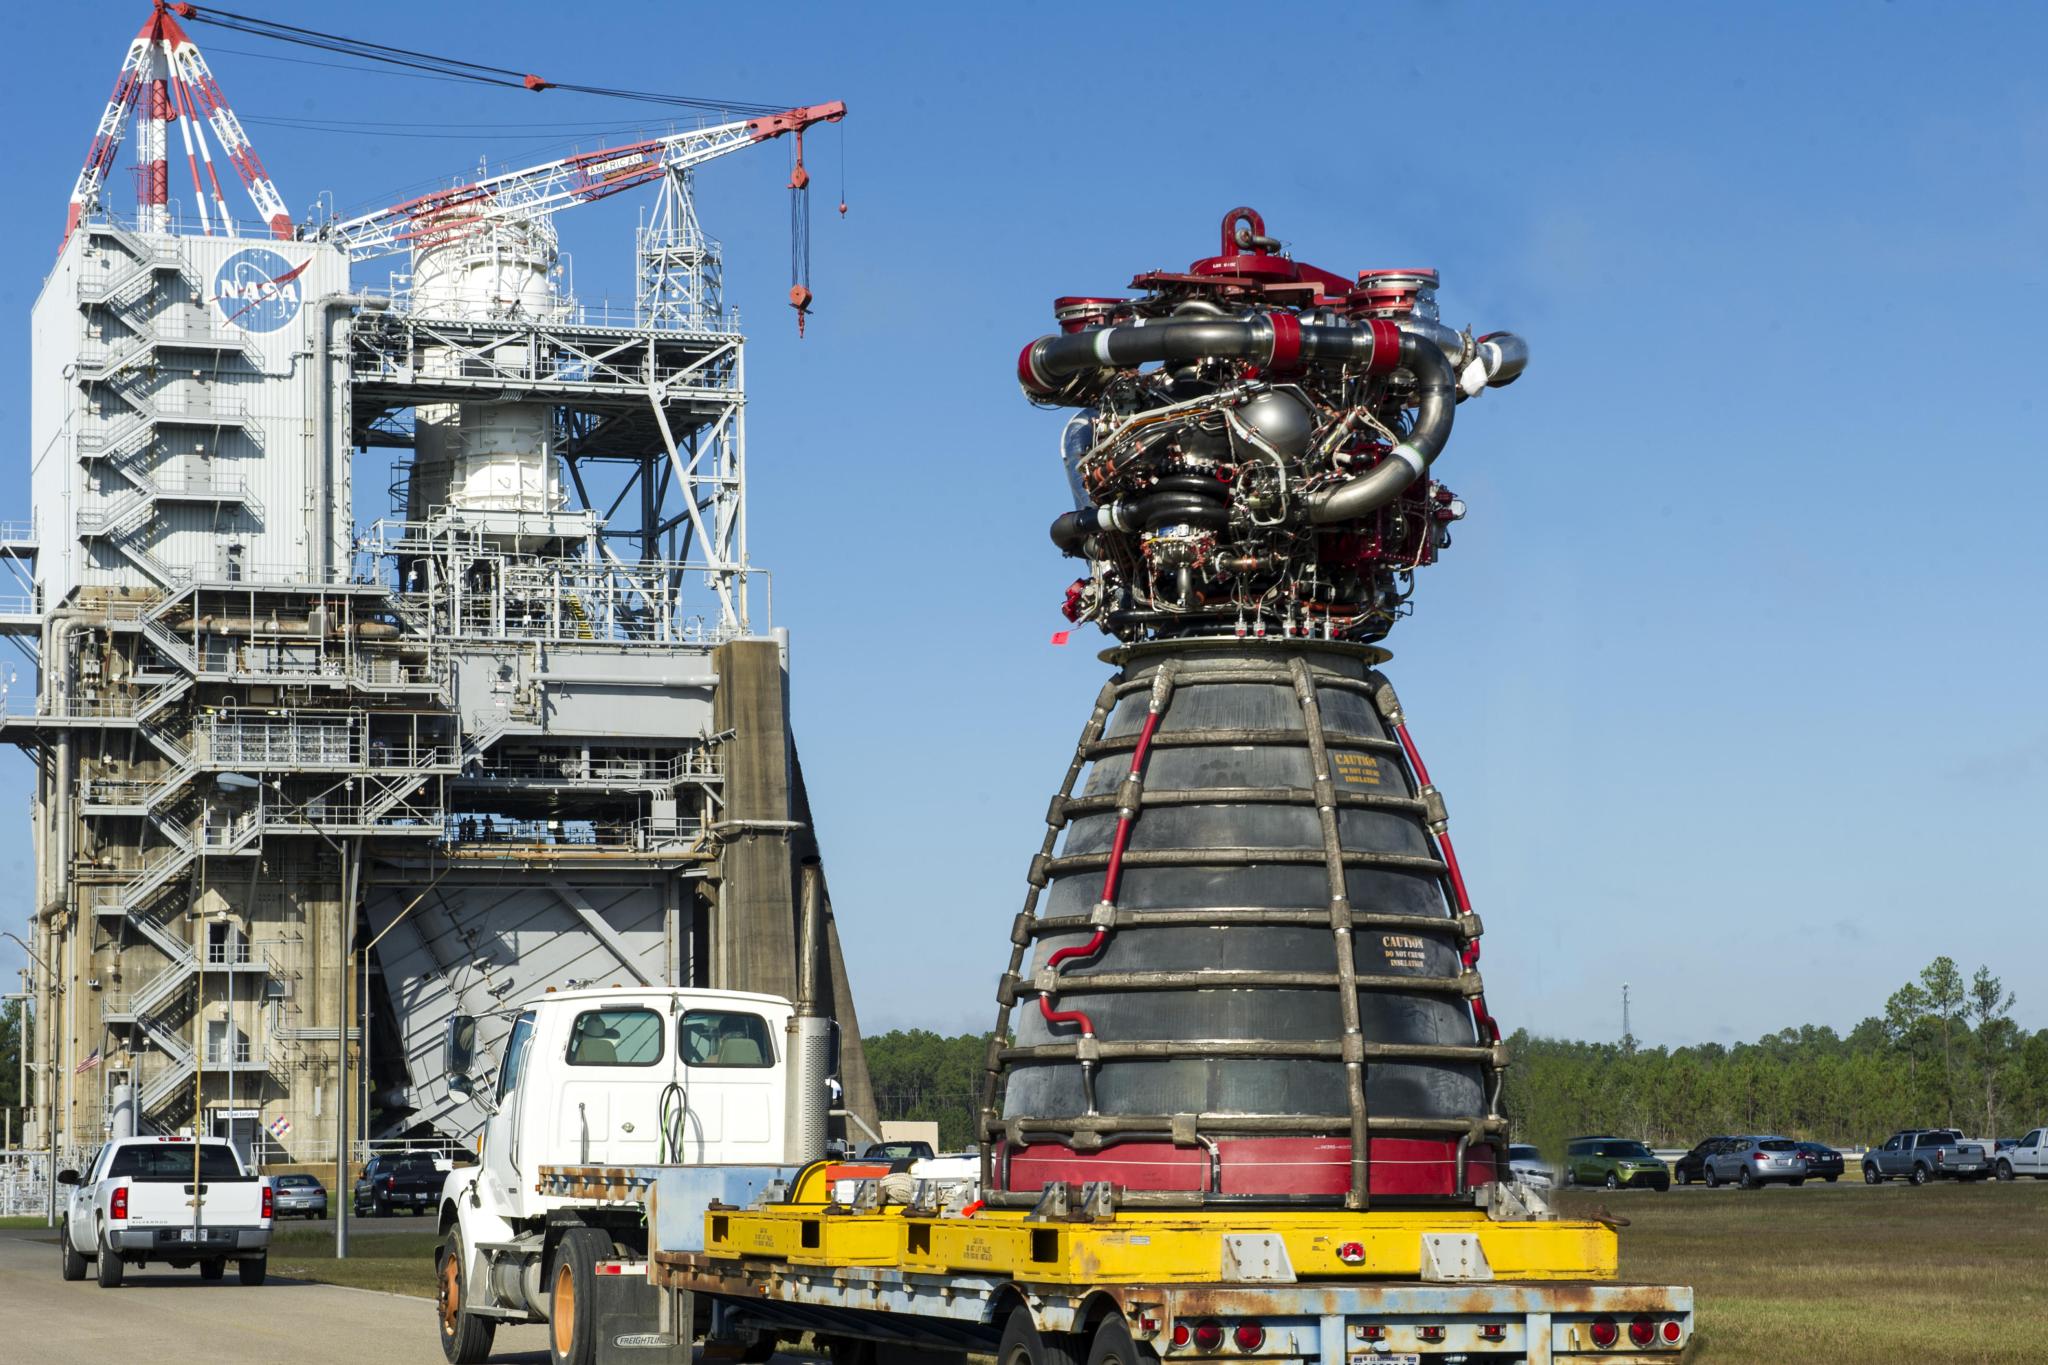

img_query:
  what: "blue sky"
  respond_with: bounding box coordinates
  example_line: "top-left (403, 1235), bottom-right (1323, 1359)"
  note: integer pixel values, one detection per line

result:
top-left (3, 2), bottom-right (2044, 1049)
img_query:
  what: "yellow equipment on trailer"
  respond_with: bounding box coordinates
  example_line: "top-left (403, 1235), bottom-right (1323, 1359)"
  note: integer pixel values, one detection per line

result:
top-left (540, 1162), bottom-right (1693, 1365)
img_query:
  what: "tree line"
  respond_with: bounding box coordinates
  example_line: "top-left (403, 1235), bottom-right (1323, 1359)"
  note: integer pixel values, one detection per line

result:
top-left (1506, 956), bottom-right (2047, 1151)
top-left (864, 957), bottom-right (2048, 1155)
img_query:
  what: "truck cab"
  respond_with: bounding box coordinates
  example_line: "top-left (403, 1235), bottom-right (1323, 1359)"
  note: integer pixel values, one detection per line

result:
top-left (434, 986), bottom-right (822, 1364)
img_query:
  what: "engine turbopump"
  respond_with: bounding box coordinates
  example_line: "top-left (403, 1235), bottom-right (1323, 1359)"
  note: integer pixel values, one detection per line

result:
top-left (1019, 206), bottom-right (1526, 643)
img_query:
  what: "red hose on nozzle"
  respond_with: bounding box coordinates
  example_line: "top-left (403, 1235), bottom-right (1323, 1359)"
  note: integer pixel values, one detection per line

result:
top-left (1039, 708), bottom-right (1165, 1033)
top-left (1391, 720), bottom-right (1499, 1042)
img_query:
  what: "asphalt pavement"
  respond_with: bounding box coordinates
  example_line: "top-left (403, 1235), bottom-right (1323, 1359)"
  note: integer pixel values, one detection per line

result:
top-left (0, 1226), bottom-right (550, 1364)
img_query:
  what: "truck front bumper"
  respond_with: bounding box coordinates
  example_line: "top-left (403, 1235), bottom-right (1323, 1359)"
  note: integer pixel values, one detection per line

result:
top-left (110, 1224), bottom-right (270, 1254)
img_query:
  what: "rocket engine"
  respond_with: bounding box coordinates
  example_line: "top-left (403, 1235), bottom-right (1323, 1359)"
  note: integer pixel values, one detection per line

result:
top-left (982, 208), bottom-right (1528, 1210)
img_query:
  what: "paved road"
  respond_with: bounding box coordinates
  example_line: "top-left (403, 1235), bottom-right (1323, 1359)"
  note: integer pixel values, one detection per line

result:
top-left (0, 1226), bottom-right (550, 1364)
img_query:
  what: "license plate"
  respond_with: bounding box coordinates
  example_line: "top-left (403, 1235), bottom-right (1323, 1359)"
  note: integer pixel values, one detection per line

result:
top-left (1348, 1355), bottom-right (1421, 1365)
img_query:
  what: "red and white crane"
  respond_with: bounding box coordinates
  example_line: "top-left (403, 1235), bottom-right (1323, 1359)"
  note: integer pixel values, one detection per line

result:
top-left (62, 2), bottom-right (843, 328)
top-left (323, 104), bottom-right (843, 260)
top-left (63, 0), bottom-right (291, 250)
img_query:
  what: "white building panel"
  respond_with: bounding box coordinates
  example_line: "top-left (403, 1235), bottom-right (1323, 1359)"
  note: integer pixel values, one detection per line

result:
top-left (30, 227), bottom-right (353, 608)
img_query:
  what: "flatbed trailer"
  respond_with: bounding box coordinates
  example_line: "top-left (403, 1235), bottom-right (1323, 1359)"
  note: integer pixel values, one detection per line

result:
top-left (541, 1164), bottom-right (1694, 1365)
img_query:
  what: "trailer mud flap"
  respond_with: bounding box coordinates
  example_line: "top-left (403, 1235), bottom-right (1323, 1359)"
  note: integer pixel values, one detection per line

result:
top-left (591, 1271), bottom-right (692, 1363)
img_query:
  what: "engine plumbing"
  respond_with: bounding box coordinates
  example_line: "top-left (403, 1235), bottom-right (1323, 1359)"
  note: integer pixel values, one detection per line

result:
top-left (1018, 206), bottom-right (1527, 643)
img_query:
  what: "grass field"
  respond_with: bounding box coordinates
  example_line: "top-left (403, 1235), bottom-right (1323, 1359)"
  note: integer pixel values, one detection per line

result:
top-left (269, 1227), bottom-right (441, 1297)
top-left (1562, 1178), bottom-right (2048, 1363)
top-left (0, 1215), bottom-right (49, 1230)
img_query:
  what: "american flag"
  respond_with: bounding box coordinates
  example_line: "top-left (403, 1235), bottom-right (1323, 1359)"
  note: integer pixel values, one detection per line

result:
top-left (73, 1047), bottom-right (100, 1075)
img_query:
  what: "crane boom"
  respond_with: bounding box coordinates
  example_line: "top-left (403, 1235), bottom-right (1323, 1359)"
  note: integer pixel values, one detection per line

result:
top-left (326, 102), bottom-right (845, 261)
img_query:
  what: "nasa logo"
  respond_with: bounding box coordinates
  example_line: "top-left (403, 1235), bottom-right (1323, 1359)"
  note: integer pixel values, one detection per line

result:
top-left (213, 246), bottom-right (307, 333)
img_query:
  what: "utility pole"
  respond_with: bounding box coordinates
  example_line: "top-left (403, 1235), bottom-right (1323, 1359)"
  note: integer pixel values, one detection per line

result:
top-left (1622, 983), bottom-right (1633, 1052)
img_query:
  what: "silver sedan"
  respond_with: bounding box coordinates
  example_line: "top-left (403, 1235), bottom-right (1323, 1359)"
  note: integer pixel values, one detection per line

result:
top-left (1703, 1136), bottom-right (1807, 1188)
top-left (270, 1174), bottom-right (330, 1218)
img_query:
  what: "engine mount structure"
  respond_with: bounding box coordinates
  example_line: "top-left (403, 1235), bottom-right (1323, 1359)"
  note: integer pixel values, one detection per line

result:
top-left (983, 209), bottom-right (1528, 1211)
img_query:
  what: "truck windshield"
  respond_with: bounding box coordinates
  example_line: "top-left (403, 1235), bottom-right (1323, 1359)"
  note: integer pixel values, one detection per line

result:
top-left (108, 1143), bottom-right (246, 1181)
top-left (498, 1011), bottom-right (535, 1103)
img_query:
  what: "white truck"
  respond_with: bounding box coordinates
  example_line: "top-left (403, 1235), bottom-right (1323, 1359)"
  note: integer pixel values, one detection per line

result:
top-left (57, 1134), bottom-right (273, 1287)
top-left (433, 984), bottom-right (830, 1364)
top-left (1994, 1127), bottom-right (2048, 1180)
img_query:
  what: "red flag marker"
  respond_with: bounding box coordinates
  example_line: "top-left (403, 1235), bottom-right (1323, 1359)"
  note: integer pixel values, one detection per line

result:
top-left (1051, 631), bottom-right (1072, 645)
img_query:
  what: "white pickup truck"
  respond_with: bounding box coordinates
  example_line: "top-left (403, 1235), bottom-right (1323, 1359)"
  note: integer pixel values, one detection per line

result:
top-left (57, 1135), bottom-right (273, 1287)
top-left (1994, 1126), bottom-right (2048, 1180)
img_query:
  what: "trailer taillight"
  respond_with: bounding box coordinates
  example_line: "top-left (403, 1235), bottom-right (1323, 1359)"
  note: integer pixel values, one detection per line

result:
top-left (1628, 1317), bottom-right (1654, 1346)
top-left (1231, 1321), bottom-right (1264, 1352)
top-left (1191, 1321), bottom-right (1223, 1352)
top-left (1663, 1320), bottom-right (1683, 1343)
top-left (1479, 1324), bottom-right (1506, 1342)
top-left (110, 1187), bottom-right (127, 1220)
top-left (1589, 1317), bottom-right (1619, 1348)
top-left (1170, 1323), bottom-right (1190, 1349)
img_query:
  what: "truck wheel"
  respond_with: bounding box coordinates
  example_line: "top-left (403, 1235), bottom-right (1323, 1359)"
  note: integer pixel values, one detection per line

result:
top-left (238, 1255), bottom-right (267, 1286)
top-left (96, 1236), bottom-right (124, 1288)
top-left (999, 1307), bottom-right (1082, 1365)
top-left (60, 1221), bottom-right (86, 1281)
top-left (438, 1231), bottom-right (497, 1365)
top-left (549, 1226), bottom-right (614, 1365)
top-left (1998, 1161), bottom-right (2014, 1181)
top-left (200, 1259), bottom-right (226, 1281)
top-left (1087, 1315), bottom-right (1154, 1365)
top-left (1911, 1165), bottom-right (1930, 1186)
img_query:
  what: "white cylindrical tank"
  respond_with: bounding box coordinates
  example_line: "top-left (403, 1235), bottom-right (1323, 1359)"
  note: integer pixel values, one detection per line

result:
top-left (407, 212), bottom-right (568, 520)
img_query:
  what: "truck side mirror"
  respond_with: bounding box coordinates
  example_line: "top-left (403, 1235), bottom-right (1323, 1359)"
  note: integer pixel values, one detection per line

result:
top-left (56, 1169), bottom-right (80, 1186)
top-left (448, 1068), bottom-right (498, 1114)
top-left (446, 1013), bottom-right (477, 1076)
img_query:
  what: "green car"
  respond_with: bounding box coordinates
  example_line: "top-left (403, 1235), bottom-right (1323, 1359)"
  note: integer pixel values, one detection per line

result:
top-left (1563, 1137), bottom-right (1671, 1191)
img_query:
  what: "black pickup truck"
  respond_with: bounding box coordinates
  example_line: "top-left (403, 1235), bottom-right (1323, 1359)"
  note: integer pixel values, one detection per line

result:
top-left (352, 1153), bottom-right (444, 1216)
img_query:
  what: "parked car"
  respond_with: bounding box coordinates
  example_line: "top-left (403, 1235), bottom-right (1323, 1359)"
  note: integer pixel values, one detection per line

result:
top-left (270, 1172), bottom-right (328, 1218)
top-left (859, 1140), bottom-right (935, 1163)
top-left (57, 1136), bottom-right (271, 1286)
top-left (1793, 1142), bottom-right (1844, 1182)
top-left (1994, 1127), bottom-right (2048, 1180)
top-left (1862, 1129), bottom-right (1990, 1184)
top-left (1672, 1136), bottom-right (1738, 1185)
top-left (1701, 1136), bottom-right (1806, 1188)
top-left (353, 1153), bottom-right (444, 1215)
top-left (1506, 1143), bottom-right (1555, 1189)
top-left (1562, 1137), bottom-right (1670, 1191)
